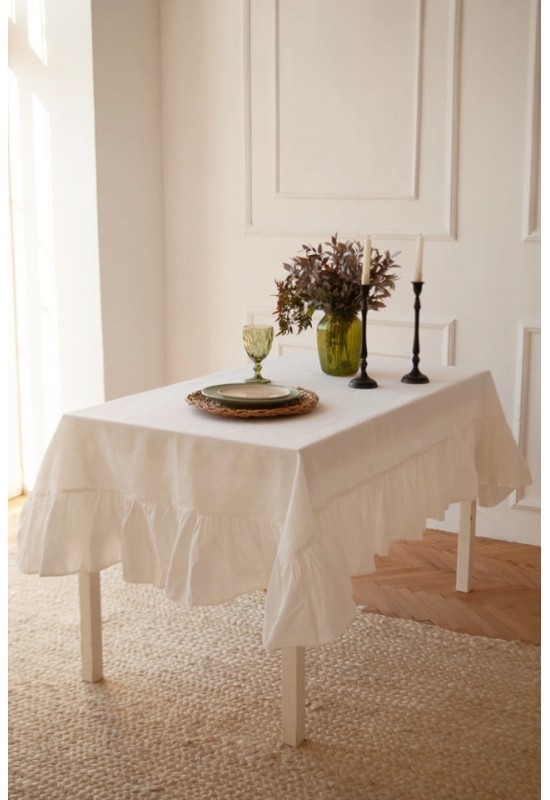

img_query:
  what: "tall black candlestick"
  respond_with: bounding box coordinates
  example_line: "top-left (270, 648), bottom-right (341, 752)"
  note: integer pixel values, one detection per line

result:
top-left (349, 284), bottom-right (378, 389)
top-left (401, 281), bottom-right (429, 384)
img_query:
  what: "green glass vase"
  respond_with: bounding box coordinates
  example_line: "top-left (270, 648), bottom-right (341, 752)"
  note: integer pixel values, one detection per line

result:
top-left (316, 312), bottom-right (362, 376)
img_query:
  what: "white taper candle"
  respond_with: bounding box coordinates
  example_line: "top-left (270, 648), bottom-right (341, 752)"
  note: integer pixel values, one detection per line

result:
top-left (414, 235), bottom-right (424, 282)
top-left (362, 237), bottom-right (372, 285)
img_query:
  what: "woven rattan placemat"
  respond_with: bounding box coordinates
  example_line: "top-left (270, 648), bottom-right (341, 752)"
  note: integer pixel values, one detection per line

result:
top-left (186, 387), bottom-right (319, 418)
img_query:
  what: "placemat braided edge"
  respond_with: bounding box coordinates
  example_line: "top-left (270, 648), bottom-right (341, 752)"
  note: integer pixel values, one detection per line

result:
top-left (186, 387), bottom-right (319, 418)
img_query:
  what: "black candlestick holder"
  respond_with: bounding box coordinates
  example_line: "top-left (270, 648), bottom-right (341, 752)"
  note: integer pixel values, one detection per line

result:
top-left (401, 281), bottom-right (429, 384)
top-left (349, 284), bottom-right (378, 389)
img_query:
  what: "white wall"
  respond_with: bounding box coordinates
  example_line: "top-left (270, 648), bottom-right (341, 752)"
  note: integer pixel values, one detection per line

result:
top-left (91, 0), bottom-right (166, 400)
top-left (160, 0), bottom-right (248, 377)
top-left (160, 0), bottom-right (540, 545)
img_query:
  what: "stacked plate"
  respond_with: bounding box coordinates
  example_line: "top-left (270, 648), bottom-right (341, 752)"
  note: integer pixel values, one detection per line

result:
top-left (201, 383), bottom-right (300, 409)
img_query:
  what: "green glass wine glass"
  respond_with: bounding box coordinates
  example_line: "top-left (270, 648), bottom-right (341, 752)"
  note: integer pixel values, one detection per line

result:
top-left (242, 324), bottom-right (274, 383)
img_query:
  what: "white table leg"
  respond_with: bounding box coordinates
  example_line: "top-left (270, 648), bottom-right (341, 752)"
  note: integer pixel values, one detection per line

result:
top-left (282, 646), bottom-right (305, 747)
top-left (79, 569), bottom-right (103, 682)
top-left (456, 500), bottom-right (477, 592)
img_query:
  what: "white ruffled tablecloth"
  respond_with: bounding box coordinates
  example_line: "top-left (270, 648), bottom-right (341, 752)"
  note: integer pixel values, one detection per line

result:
top-left (17, 354), bottom-right (531, 651)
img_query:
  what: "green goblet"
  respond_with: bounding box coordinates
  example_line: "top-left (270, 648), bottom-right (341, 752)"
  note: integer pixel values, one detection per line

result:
top-left (242, 324), bottom-right (274, 383)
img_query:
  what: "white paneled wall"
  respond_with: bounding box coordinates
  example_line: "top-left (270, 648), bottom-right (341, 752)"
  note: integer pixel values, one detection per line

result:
top-left (8, 1), bottom-right (539, 545)
top-left (161, 0), bottom-right (540, 544)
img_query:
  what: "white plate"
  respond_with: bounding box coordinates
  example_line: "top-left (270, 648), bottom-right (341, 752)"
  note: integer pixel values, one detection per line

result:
top-left (201, 383), bottom-right (300, 408)
top-left (218, 384), bottom-right (292, 400)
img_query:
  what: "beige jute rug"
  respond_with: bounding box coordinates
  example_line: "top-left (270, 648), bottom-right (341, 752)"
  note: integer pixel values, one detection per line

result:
top-left (8, 554), bottom-right (540, 800)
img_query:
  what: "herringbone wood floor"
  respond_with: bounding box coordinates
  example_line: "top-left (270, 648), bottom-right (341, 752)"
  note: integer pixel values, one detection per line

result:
top-left (9, 498), bottom-right (540, 644)
top-left (352, 530), bottom-right (540, 644)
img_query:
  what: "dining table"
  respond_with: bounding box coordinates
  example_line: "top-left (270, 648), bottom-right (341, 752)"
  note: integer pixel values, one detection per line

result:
top-left (17, 352), bottom-right (531, 746)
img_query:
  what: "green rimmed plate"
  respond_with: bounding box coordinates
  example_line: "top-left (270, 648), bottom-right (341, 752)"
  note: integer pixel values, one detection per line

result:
top-left (201, 383), bottom-right (300, 409)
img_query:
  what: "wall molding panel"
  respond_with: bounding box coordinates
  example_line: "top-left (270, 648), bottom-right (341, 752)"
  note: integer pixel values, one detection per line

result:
top-left (246, 307), bottom-right (456, 366)
top-left (273, 0), bottom-right (424, 201)
top-left (244, 0), bottom-right (462, 240)
top-left (368, 315), bottom-right (456, 366)
top-left (512, 322), bottom-right (541, 511)
top-left (522, 0), bottom-right (541, 243)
